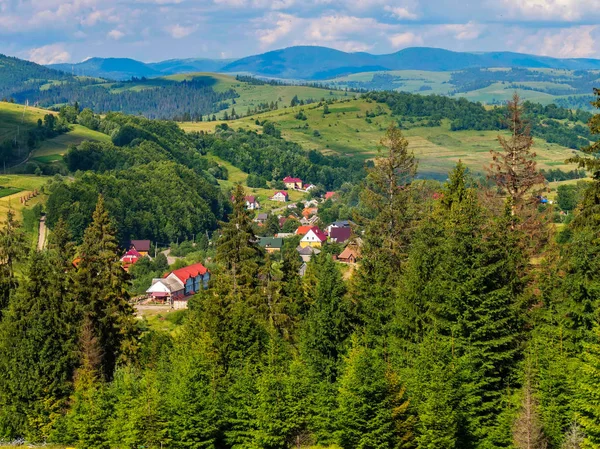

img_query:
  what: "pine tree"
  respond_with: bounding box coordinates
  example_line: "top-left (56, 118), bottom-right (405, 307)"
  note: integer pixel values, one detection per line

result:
top-left (216, 184), bottom-right (263, 296)
top-left (488, 92), bottom-right (545, 214)
top-left (577, 326), bottom-right (600, 448)
top-left (336, 335), bottom-right (414, 449)
top-left (0, 251), bottom-right (78, 441)
top-left (72, 195), bottom-right (138, 380)
top-left (353, 124), bottom-right (417, 341)
top-left (0, 209), bottom-right (28, 313)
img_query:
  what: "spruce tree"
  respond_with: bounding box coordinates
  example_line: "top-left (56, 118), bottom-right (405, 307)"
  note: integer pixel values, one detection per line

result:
top-left (577, 326), bottom-right (600, 448)
top-left (0, 209), bottom-right (28, 314)
top-left (0, 251), bottom-right (78, 441)
top-left (72, 195), bottom-right (138, 380)
top-left (336, 335), bottom-right (414, 449)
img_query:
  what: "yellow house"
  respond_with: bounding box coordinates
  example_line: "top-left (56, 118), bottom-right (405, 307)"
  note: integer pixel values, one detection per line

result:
top-left (299, 227), bottom-right (328, 248)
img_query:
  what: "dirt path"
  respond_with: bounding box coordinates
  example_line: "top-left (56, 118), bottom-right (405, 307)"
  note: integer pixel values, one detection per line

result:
top-left (37, 215), bottom-right (47, 251)
top-left (161, 248), bottom-right (182, 265)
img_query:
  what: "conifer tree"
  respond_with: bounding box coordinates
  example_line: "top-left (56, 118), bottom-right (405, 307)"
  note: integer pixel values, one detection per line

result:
top-left (336, 335), bottom-right (414, 449)
top-left (577, 326), bottom-right (600, 448)
top-left (0, 209), bottom-right (28, 313)
top-left (217, 184), bottom-right (263, 295)
top-left (513, 363), bottom-right (547, 449)
top-left (72, 195), bottom-right (138, 380)
top-left (0, 251), bottom-right (78, 441)
top-left (353, 124), bottom-right (417, 341)
top-left (488, 92), bottom-right (545, 214)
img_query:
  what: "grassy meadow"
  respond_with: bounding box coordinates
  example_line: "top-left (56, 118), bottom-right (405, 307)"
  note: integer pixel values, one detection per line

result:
top-left (0, 175), bottom-right (47, 221)
top-left (181, 98), bottom-right (580, 179)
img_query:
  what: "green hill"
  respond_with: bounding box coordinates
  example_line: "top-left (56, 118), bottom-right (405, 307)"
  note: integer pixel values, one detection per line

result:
top-left (0, 54), bottom-right (71, 100)
top-left (181, 97), bottom-right (582, 179)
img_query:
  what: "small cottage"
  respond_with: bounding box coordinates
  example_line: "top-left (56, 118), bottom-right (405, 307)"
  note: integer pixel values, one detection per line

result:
top-left (120, 249), bottom-right (143, 272)
top-left (259, 237), bottom-right (283, 253)
top-left (297, 245), bottom-right (321, 262)
top-left (283, 176), bottom-right (303, 190)
top-left (338, 246), bottom-right (360, 264)
top-left (129, 239), bottom-right (151, 256)
top-left (271, 191), bottom-right (289, 202)
top-left (329, 227), bottom-right (352, 243)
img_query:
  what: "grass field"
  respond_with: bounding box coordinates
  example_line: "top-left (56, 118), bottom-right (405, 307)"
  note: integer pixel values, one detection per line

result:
top-left (32, 124), bottom-right (111, 161)
top-left (181, 98), bottom-right (580, 179)
top-left (0, 101), bottom-right (56, 152)
top-left (0, 175), bottom-right (47, 221)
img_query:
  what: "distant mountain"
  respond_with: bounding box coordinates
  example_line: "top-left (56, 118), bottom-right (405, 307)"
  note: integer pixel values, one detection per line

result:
top-left (221, 46), bottom-right (600, 80)
top-left (50, 57), bottom-right (235, 81)
top-left (148, 58), bottom-right (235, 75)
top-left (45, 46), bottom-right (600, 82)
top-left (0, 54), bottom-right (72, 99)
top-left (50, 57), bottom-right (160, 80)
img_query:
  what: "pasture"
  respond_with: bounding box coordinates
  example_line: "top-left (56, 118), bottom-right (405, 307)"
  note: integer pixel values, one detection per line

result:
top-left (0, 175), bottom-right (47, 221)
top-left (32, 124), bottom-right (111, 161)
top-left (181, 98), bottom-right (579, 179)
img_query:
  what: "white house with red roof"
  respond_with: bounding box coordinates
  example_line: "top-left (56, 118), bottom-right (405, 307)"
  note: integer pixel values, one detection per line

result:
top-left (146, 262), bottom-right (210, 309)
top-left (245, 196), bottom-right (260, 210)
top-left (299, 227), bottom-right (328, 248)
top-left (283, 176), bottom-right (303, 190)
top-left (271, 191), bottom-right (289, 202)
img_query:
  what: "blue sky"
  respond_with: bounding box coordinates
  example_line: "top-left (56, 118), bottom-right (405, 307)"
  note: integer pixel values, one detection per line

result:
top-left (1, 0), bottom-right (599, 64)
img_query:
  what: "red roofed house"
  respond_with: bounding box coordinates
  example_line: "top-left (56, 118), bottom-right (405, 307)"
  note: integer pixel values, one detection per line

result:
top-left (245, 196), bottom-right (260, 210)
top-left (130, 239), bottom-right (151, 256)
top-left (283, 177), bottom-right (303, 190)
top-left (271, 191), bottom-right (289, 202)
top-left (146, 262), bottom-right (210, 309)
top-left (300, 227), bottom-right (328, 248)
top-left (324, 191), bottom-right (337, 201)
top-left (329, 227), bottom-right (352, 243)
top-left (120, 249), bottom-right (143, 272)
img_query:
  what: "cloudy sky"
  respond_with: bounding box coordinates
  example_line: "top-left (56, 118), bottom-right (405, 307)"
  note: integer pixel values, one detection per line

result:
top-left (1, 0), bottom-right (600, 64)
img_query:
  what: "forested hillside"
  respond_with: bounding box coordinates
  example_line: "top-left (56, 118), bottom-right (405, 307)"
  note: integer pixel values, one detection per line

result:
top-left (1, 91), bottom-right (600, 449)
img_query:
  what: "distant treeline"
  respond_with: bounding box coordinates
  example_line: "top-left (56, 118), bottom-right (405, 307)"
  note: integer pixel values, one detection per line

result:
top-left (365, 91), bottom-right (599, 150)
top-left (13, 78), bottom-right (238, 121)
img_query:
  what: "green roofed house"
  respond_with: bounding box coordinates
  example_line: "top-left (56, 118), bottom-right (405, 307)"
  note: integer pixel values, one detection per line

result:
top-left (259, 237), bottom-right (283, 253)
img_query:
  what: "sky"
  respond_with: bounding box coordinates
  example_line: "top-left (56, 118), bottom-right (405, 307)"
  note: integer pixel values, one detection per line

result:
top-left (1, 0), bottom-right (600, 64)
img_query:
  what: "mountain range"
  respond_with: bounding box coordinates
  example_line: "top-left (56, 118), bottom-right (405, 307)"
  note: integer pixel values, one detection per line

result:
top-left (47, 46), bottom-right (600, 81)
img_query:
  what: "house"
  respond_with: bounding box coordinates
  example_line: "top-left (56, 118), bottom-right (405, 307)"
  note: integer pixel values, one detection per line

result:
top-left (324, 191), bottom-right (337, 201)
top-left (146, 262), bottom-right (210, 309)
top-left (254, 213), bottom-right (269, 224)
top-left (295, 225), bottom-right (315, 236)
top-left (303, 183), bottom-right (316, 191)
top-left (326, 220), bottom-right (352, 233)
top-left (300, 215), bottom-right (319, 226)
top-left (259, 237), bottom-right (283, 253)
top-left (120, 249), bottom-right (143, 272)
top-left (329, 227), bottom-right (352, 243)
top-left (283, 176), bottom-right (303, 190)
top-left (297, 245), bottom-right (321, 262)
top-left (271, 191), bottom-right (289, 202)
top-left (302, 207), bottom-right (318, 218)
top-left (129, 239), bottom-right (151, 256)
top-left (338, 246), bottom-right (360, 264)
top-left (245, 196), bottom-right (260, 210)
top-left (300, 227), bottom-right (328, 248)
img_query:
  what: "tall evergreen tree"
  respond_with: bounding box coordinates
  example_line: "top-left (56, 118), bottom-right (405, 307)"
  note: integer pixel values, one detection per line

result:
top-left (577, 326), bottom-right (600, 448)
top-left (72, 195), bottom-right (138, 380)
top-left (0, 209), bottom-right (28, 313)
top-left (0, 251), bottom-right (78, 441)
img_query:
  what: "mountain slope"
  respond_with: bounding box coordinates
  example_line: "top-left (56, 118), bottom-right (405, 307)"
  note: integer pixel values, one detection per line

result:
top-left (0, 54), bottom-right (72, 99)
top-left (148, 58), bottom-right (234, 75)
top-left (221, 46), bottom-right (600, 79)
top-left (50, 57), bottom-right (161, 80)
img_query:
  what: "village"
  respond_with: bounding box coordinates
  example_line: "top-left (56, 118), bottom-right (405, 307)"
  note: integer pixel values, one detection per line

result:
top-left (120, 176), bottom-right (361, 310)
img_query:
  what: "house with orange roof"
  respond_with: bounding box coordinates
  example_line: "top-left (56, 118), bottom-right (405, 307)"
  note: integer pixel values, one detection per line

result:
top-left (324, 191), bottom-right (337, 201)
top-left (295, 225), bottom-right (315, 236)
top-left (146, 262), bottom-right (210, 309)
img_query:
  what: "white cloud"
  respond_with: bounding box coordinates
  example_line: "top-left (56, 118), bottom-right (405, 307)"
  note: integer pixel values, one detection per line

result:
top-left (535, 26), bottom-right (598, 58)
top-left (385, 6), bottom-right (418, 20)
top-left (27, 44), bottom-right (71, 65)
top-left (498, 0), bottom-right (600, 21)
top-left (306, 15), bottom-right (386, 42)
top-left (165, 23), bottom-right (198, 38)
top-left (388, 32), bottom-right (423, 48)
top-left (441, 21), bottom-right (483, 40)
top-left (256, 13), bottom-right (298, 46)
top-left (108, 29), bottom-right (125, 40)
